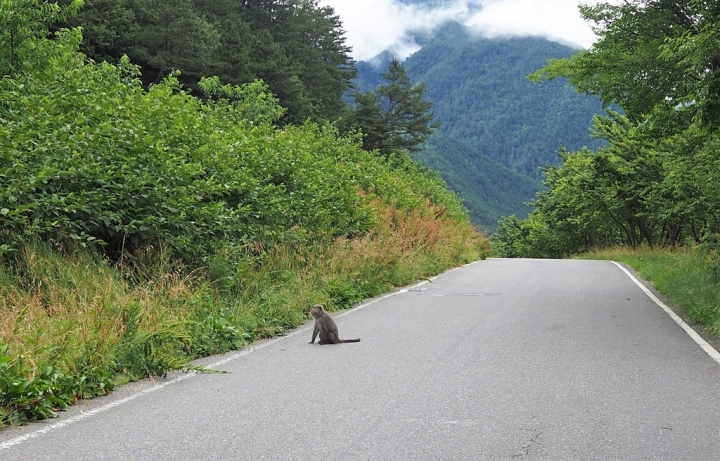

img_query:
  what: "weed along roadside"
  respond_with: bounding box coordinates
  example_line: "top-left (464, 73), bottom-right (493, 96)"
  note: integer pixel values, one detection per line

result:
top-left (580, 247), bottom-right (720, 339)
top-left (0, 221), bottom-right (488, 428)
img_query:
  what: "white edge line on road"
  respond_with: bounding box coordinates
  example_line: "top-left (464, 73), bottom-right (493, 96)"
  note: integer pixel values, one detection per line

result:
top-left (0, 261), bottom-right (479, 450)
top-left (612, 260), bottom-right (720, 367)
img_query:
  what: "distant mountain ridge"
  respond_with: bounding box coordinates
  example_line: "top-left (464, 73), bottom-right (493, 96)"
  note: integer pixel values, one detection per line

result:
top-left (404, 22), bottom-right (604, 177)
top-left (354, 21), bottom-right (605, 229)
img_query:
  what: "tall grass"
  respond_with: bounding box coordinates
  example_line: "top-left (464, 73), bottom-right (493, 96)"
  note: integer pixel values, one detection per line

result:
top-left (0, 201), bottom-right (489, 427)
top-left (581, 247), bottom-right (720, 335)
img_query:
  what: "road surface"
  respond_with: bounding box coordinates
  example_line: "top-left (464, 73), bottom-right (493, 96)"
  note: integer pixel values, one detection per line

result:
top-left (2, 258), bottom-right (720, 460)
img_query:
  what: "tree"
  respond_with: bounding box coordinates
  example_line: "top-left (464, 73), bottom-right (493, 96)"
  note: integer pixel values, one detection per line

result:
top-left (0, 0), bottom-right (83, 76)
top-left (530, 0), bottom-right (720, 127)
top-left (51, 0), bottom-right (136, 62)
top-left (352, 58), bottom-right (439, 156)
top-left (268, 0), bottom-right (355, 124)
top-left (59, 0), bottom-right (356, 125)
top-left (125, 0), bottom-right (221, 85)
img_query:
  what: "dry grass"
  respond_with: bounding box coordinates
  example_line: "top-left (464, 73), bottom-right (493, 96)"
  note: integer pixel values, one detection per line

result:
top-left (0, 199), bottom-right (489, 426)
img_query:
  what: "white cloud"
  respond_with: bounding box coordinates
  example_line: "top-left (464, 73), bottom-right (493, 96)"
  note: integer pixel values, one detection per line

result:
top-left (466, 0), bottom-right (596, 49)
top-left (320, 0), bottom-right (600, 60)
top-left (321, 0), bottom-right (479, 60)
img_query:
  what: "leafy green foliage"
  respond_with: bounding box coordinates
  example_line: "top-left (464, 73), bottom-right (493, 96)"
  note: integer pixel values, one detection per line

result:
top-left (497, 1), bottom-right (720, 258)
top-left (0, 0), bottom-right (83, 76)
top-left (0, 27), bottom-right (378, 262)
top-left (492, 214), bottom-right (566, 259)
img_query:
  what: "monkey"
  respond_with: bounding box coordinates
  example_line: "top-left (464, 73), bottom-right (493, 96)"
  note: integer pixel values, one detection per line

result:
top-left (309, 304), bottom-right (360, 344)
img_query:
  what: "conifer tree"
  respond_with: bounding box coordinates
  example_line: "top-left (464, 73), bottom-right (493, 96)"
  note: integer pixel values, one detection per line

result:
top-left (352, 58), bottom-right (439, 156)
top-left (57, 0), bottom-right (355, 124)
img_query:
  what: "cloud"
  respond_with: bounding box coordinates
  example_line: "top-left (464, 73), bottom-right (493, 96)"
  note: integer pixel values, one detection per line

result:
top-left (321, 0), bottom-right (599, 61)
top-left (321, 0), bottom-right (480, 60)
top-left (466, 0), bottom-right (596, 49)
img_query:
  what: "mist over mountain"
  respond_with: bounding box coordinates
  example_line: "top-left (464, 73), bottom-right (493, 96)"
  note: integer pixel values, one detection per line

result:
top-left (354, 21), bottom-right (605, 229)
top-left (322, 0), bottom-right (595, 60)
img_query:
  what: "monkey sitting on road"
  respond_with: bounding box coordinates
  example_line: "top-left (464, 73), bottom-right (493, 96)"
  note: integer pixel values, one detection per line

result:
top-left (309, 304), bottom-right (360, 344)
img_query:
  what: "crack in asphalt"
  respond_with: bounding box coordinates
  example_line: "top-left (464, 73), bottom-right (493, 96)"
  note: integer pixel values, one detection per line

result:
top-left (511, 427), bottom-right (545, 460)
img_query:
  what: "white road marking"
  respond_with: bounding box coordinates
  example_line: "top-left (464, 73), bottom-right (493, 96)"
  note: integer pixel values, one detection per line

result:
top-left (612, 261), bottom-right (720, 366)
top-left (0, 373), bottom-right (194, 450)
top-left (0, 271), bottom-right (449, 450)
top-left (9, 258), bottom-right (713, 450)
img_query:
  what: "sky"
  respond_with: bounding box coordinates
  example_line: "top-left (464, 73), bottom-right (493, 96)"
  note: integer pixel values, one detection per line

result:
top-left (319, 0), bottom-right (600, 61)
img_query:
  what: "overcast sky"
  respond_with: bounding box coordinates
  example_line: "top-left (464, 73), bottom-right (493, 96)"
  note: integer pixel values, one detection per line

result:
top-left (319, 0), bottom-right (600, 61)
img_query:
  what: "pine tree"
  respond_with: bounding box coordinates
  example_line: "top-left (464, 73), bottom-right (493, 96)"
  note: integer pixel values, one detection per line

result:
top-left (352, 58), bottom-right (439, 156)
top-left (57, 0), bottom-right (355, 124)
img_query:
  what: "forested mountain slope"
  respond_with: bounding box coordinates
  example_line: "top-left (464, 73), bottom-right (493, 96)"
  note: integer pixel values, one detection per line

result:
top-left (356, 22), bottom-right (606, 228)
top-left (419, 135), bottom-right (540, 228)
top-left (407, 22), bottom-right (605, 178)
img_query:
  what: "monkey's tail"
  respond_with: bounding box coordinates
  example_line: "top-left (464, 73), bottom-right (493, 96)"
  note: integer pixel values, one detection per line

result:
top-left (339, 338), bottom-right (361, 343)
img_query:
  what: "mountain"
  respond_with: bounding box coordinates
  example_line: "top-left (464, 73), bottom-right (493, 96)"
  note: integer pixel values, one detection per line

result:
top-left (354, 21), bottom-right (606, 229)
top-left (404, 22), bottom-right (605, 178)
top-left (418, 135), bottom-right (540, 230)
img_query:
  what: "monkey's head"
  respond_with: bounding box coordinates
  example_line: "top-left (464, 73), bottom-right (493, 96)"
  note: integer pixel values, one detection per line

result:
top-left (310, 304), bottom-right (325, 318)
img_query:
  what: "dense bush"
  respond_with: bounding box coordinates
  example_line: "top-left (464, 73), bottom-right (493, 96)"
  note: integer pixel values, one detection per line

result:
top-left (0, 26), bottom-right (469, 265)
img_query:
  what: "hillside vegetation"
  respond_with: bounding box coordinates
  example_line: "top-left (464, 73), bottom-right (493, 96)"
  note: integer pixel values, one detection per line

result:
top-left (0, 1), bottom-right (488, 426)
top-left (418, 135), bottom-right (539, 230)
top-left (405, 22), bottom-right (606, 178)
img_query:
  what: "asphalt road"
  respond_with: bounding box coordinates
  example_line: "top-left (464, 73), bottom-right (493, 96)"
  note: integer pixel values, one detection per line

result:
top-left (2, 258), bottom-right (720, 460)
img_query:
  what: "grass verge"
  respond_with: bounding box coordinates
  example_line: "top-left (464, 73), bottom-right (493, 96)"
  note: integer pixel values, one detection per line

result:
top-left (580, 247), bottom-right (720, 336)
top-left (0, 202), bottom-right (489, 427)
